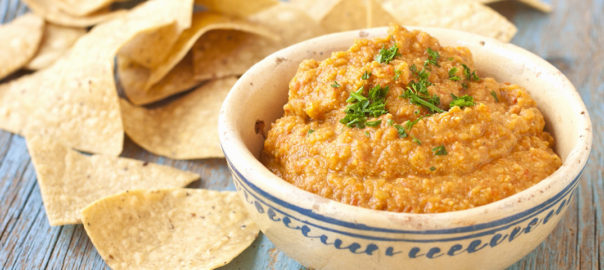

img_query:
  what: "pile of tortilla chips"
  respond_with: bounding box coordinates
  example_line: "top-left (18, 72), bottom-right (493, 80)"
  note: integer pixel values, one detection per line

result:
top-left (0, 0), bottom-right (551, 268)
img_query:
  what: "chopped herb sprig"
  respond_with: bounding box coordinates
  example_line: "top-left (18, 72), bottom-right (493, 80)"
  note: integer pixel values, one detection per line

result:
top-left (340, 85), bottom-right (389, 128)
top-left (449, 94), bottom-right (475, 108)
top-left (376, 44), bottom-right (399, 64)
top-left (432, 145), bottom-right (447, 155)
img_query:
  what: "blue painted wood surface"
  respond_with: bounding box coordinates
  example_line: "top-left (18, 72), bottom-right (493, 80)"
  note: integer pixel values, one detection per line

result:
top-left (0, 0), bottom-right (602, 269)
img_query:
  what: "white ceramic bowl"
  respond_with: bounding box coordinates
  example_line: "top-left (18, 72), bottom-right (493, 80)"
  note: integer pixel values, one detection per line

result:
top-left (218, 27), bottom-right (592, 270)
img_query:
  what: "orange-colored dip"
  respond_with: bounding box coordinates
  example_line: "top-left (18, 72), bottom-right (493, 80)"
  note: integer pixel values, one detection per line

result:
top-left (261, 25), bottom-right (561, 213)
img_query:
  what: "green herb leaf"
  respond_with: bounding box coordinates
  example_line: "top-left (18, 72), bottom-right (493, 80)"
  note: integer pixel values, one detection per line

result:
top-left (376, 44), bottom-right (399, 64)
top-left (331, 81), bottom-right (341, 88)
top-left (432, 145), bottom-right (447, 155)
top-left (387, 119), bottom-right (394, 126)
top-left (362, 71), bottom-right (371, 80)
top-left (308, 128), bottom-right (315, 134)
top-left (429, 166), bottom-right (436, 171)
top-left (449, 94), bottom-right (475, 108)
top-left (448, 67), bottom-right (460, 81)
top-left (412, 137), bottom-right (421, 145)
top-left (394, 124), bottom-right (408, 138)
top-left (490, 90), bottom-right (499, 102)
top-left (401, 64), bottom-right (443, 113)
top-left (340, 85), bottom-right (389, 129)
top-left (425, 48), bottom-right (440, 67)
top-left (393, 69), bottom-right (401, 80)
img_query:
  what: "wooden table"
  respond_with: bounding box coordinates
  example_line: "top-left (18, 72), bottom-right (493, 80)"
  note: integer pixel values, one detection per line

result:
top-left (1, 0), bottom-right (602, 269)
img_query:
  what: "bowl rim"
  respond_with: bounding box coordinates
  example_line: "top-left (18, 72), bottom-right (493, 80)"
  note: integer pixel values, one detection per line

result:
top-left (218, 26), bottom-right (593, 233)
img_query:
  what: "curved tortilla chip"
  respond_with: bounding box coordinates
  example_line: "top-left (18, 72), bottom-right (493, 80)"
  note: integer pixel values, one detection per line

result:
top-left (379, 0), bottom-right (517, 42)
top-left (81, 189), bottom-right (259, 270)
top-left (0, 13), bottom-right (44, 79)
top-left (194, 0), bottom-right (278, 17)
top-left (479, 0), bottom-right (552, 13)
top-left (144, 12), bottom-right (277, 89)
top-left (23, 0), bottom-right (126, 27)
top-left (55, 0), bottom-right (120, 17)
top-left (248, 2), bottom-right (324, 45)
top-left (120, 77), bottom-right (236, 160)
top-left (26, 136), bottom-right (199, 226)
top-left (0, 0), bottom-right (194, 155)
top-left (319, 0), bottom-right (367, 33)
top-left (192, 30), bottom-right (277, 82)
top-left (26, 24), bottom-right (87, 70)
top-left (119, 53), bottom-right (201, 106)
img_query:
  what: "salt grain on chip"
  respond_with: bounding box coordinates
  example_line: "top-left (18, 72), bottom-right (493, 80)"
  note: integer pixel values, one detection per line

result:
top-left (81, 189), bottom-right (259, 270)
top-left (120, 77), bottom-right (236, 160)
top-left (0, 13), bottom-right (44, 80)
top-left (26, 136), bottom-right (199, 226)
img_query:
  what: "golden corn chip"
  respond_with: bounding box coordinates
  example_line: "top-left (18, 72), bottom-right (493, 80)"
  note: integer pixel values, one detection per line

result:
top-left (320, 0), bottom-right (368, 33)
top-left (288, 0), bottom-right (342, 22)
top-left (479, 0), bottom-right (552, 13)
top-left (26, 24), bottom-right (87, 70)
top-left (55, 0), bottom-right (120, 17)
top-left (0, 13), bottom-right (44, 79)
top-left (81, 189), bottom-right (259, 269)
top-left (120, 77), bottom-right (236, 160)
top-left (0, 0), bottom-right (194, 155)
top-left (23, 0), bottom-right (126, 27)
top-left (26, 136), bottom-right (199, 226)
top-left (194, 0), bottom-right (278, 17)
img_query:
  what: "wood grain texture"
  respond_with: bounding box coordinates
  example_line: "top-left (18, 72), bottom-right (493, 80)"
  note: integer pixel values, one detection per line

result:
top-left (0, 0), bottom-right (602, 269)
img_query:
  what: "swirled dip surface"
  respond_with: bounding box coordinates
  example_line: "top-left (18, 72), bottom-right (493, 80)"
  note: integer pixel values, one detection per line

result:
top-left (261, 25), bottom-right (561, 213)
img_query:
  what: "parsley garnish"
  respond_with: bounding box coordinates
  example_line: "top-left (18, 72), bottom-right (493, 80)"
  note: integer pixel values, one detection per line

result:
top-left (308, 129), bottom-right (315, 134)
top-left (490, 90), bottom-right (499, 102)
top-left (331, 81), bottom-right (341, 88)
top-left (387, 119), bottom-right (394, 126)
top-left (401, 64), bottom-right (443, 113)
top-left (376, 44), bottom-right (399, 64)
top-left (449, 94), bottom-right (475, 108)
top-left (432, 145), bottom-right (447, 155)
top-left (366, 120), bottom-right (382, 127)
top-left (393, 69), bottom-right (401, 80)
top-left (412, 137), bottom-right (422, 145)
top-left (362, 71), bottom-right (371, 80)
top-left (340, 85), bottom-right (389, 128)
top-left (448, 67), bottom-right (460, 81)
top-left (425, 48), bottom-right (440, 68)
top-left (394, 124), bottom-right (407, 138)
top-left (429, 166), bottom-right (436, 171)
top-left (364, 131), bottom-right (370, 137)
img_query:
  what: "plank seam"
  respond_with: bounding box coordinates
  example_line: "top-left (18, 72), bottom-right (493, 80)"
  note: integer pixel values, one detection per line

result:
top-left (42, 226), bottom-right (64, 270)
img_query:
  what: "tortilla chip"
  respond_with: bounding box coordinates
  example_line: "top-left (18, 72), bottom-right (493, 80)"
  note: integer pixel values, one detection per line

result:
top-left (81, 189), bottom-right (259, 269)
top-left (55, 0), bottom-right (120, 17)
top-left (320, 0), bottom-right (367, 33)
top-left (119, 52), bottom-right (201, 106)
top-left (0, 0), bottom-right (194, 155)
top-left (120, 77), bottom-right (236, 159)
top-left (194, 0), bottom-right (278, 17)
top-left (192, 30), bottom-right (276, 82)
top-left (117, 3), bottom-right (193, 69)
top-left (479, 0), bottom-right (552, 12)
top-left (367, 0), bottom-right (398, 28)
top-left (0, 13), bottom-right (44, 79)
top-left (26, 136), bottom-right (199, 226)
top-left (248, 2), bottom-right (325, 45)
top-left (23, 0), bottom-right (126, 27)
top-left (379, 0), bottom-right (517, 42)
top-left (26, 24), bottom-right (87, 70)
top-left (288, 0), bottom-right (342, 22)
top-left (144, 12), bottom-right (277, 89)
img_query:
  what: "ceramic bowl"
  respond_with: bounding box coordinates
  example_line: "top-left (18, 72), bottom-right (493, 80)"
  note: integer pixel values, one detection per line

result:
top-left (218, 27), bottom-right (592, 270)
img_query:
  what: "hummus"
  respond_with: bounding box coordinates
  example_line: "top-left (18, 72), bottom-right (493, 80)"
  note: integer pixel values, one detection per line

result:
top-left (260, 25), bottom-right (561, 213)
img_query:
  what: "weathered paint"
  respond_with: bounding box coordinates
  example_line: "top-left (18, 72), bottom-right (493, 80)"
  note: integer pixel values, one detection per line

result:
top-left (0, 0), bottom-right (602, 269)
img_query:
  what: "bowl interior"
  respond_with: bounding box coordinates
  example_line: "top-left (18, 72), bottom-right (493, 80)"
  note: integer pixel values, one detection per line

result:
top-left (219, 26), bottom-right (592, 229)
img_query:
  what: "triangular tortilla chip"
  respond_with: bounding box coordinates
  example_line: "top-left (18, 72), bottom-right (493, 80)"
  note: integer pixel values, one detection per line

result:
top-left (288, 0), bottom-right (342, 22)
top-left (248, 2), bottom-right (325, 45)
top-left (23, 0), bottom-right (126, 27)
top-left (192, 30), bottom-right (277, 82)
top-left (0, 0), bottom-right (194, 156)
top-left (144, 12), bottom-right (277, 89)
top-left (320, 0), bottom-right (368, 33)
top-left (55, 0), bottom-right (120, 17)
top-left (367, 0), bottom-right (397, 28)
top-left (81, 189), bottom-right (259, 269)
top-left (26, 23), bottom-right (87, 70)
top-left (119, 52), bottom-right (201, 105)
top-left (120, 77), bottom-right (236, 160)
top-left (379, 0), bottom-right (517, 42)
top-left (194, 0), bottom-right (278, 17)
top-left (26, 136), bottom-right (200, 226)
top-left (0, 13), bottom-right (44, 79)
